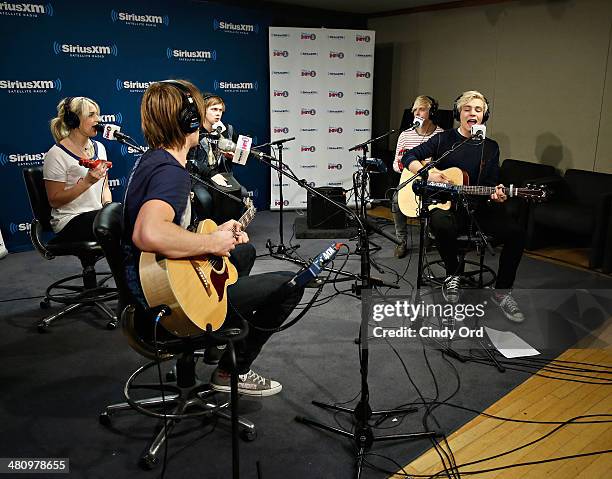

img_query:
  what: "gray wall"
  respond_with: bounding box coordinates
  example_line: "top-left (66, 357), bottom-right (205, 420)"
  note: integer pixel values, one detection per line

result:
top-left (369, 0), bottom-right (612, 173)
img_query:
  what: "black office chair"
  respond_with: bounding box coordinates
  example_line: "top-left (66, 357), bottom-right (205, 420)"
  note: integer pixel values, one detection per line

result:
top-left (94, 203), bottom-right (255, 476)
top-left (22, 167), bottom-right (117, 332)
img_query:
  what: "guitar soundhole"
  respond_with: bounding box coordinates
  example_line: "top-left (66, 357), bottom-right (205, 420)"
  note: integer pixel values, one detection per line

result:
top-left (210, 256), bottom-right (223, 271)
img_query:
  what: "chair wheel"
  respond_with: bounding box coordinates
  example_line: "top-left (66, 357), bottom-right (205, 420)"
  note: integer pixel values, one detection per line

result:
top-left (40, 299), bottom-right (50, 309)
top-left (99, 411), bottom-right (111, 427)
top-left (106, 320), bottom-right (117, 330)
top-left (241, 429), bottom-right (256, 442)
top-left (37, 322), bottom-right (48, 333)
top-left (139, 453), bottom-right (159, 470)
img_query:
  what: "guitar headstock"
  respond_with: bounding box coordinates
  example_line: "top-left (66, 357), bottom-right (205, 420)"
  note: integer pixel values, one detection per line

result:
top-left (243, 196), bottom-right (256, 212)
top-left (522, 184), bottom-right (550, 202)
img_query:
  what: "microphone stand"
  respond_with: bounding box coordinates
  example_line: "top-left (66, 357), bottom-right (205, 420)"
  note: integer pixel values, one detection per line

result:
top-left (256, 137), bottom-right (298, 259)
top-left (251, 146), bottom-right (435, 477)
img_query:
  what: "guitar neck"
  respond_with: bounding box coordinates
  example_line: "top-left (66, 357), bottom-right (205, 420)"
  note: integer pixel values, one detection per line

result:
top-left (457, 185), bottom-right (528, 198)
top-left (238, 207), bottom-right (256, 230)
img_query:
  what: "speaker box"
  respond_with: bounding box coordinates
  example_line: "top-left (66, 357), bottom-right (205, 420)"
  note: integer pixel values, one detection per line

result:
top-left (307, 187), bottom-right (347, 229)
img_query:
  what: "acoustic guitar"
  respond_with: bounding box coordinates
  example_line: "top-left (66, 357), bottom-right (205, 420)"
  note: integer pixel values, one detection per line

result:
top-left (139, 198), bottom-right (256, 337)
top-left (398, 167), bottom-right (547, 218)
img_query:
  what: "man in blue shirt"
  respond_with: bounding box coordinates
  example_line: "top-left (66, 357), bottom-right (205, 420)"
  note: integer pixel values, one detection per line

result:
top-left (402, 90), bottom-right (525, 322)
top-left (122, 80), bottom-right (304, 396)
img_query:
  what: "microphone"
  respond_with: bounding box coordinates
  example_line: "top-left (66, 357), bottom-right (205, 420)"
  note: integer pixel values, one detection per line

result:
top-left (94, 123), bottom-right (130, 142)
top-left (218, 135), bottom-right (253, 165)
top-left (211, 121), bottom-right (226, 135)
top-left (286, 242), bottom-right (343, 289)
top-left (471, 124), bottom-right (486, 140)
top-left (411, 116), bottom-right (425, 129)
top-left (254, 137), bottom-right (296, 149)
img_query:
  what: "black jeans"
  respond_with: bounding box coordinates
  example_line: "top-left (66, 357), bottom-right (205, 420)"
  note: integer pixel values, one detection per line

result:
top-left (52, 209), bottom-right (100, 243)
top-left (429, 202), bottom-right (525, 289)
top-left (219, 271), bottom-right (304, 374)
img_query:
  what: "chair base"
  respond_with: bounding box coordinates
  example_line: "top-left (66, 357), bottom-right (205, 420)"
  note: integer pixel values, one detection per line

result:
top-left (423, 257), bottom-right (497, 288)
top-left (99, 355), bottom-right (256, 470)
top-left (38, 271), bottom-right (118, 332)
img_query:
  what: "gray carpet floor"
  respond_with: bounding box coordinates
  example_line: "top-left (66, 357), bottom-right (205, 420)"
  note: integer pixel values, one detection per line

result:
top-left (1, 211), bottom-right (610, 479)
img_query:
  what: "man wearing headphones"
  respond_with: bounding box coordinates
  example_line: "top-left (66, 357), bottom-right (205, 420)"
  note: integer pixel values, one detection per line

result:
top-left (122, 80), bottom-right (304, 396)
top-left (392, 95), bottom-right (443, 258)
top-left (402, 90), bottom-right (525, 322)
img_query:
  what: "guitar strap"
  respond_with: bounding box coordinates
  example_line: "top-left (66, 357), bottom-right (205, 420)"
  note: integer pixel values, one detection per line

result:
top-left (476, 139), bottom-right (494, 185)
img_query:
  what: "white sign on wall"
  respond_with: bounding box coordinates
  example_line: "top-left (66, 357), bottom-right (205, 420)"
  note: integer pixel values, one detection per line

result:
top-left (269, 27), bottom-right (375, 209)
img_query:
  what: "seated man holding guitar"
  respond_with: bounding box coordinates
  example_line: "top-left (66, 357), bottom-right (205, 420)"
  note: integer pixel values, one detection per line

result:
top-left (401, 90), bottom-right (526, 322)
top-left (122, 79), bottom-right (304, 396)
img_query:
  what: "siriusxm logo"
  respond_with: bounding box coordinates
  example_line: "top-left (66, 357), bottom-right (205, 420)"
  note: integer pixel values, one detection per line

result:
top-left (328, 91), bottom-right (344, 98)
top-left (107, 176), bottom-right (127, 189)
top-left (301, 128), bottom-right (317, 132)
top-left (213, 19), bottom-right (258, 34)
top-left (0, 151), bottom-right (45, 167)
top-left (328, 35), bottom-right (345, 40)
top-left (301, 108), bottom-right (316, 116)
top-left (328, 181), bottom-right (343, 186)
top-left (271, 33), bottom-right (290, 38)
top-left (301, 51), bottom-right (317, 56)
top-left (354, 91), bottom-right (372, 96)
top-left (354, 128), bottom-right (371, 132)
top-left (300, 90), bottom-right (318, 95)
top-left (273, 127), bottom-right (289, 134)
top-left (272, 182), bottom-right (289, 188)
top-left (356, 34), bottom-right (371, 42)
top-left (213, 80), bottom-right (258, 93)
top-left (272, 109), bottom-right (289, 113)
top-left (167, 47), bottom-right (216, 62)
top-left (328, 109), bottom-right (344, 114)
top-left (355, 53), bottom-right (373, 58)
top-left (328, 72), bottom-right (345, 77)
top-left (301, 165), bottom-right (316, 169)
top-left (0, 2), bottom-right (53, 17)
top-left (301, 145), bottom-right (316, 152)
top-left (273, 49), bottom-right (289, 57)
top-left (355, 109), bottom-right (370, 116)
top-left (54, 41), bottom-right (118, 58)
top-left (301, 32), bottom-right (316, 40)
top-left (329, 127), bottom-right (343, 134)
top-left (111, 10), bottom-right (169, 27)
top-left (301, 70), bottom-right (316, 77)
top-left (328, 146), bottom-right (344, 151)
top-left (0, 78), bottom-right (61, 93)
top-left (273, 90), bottom-right (289, 97)
top-left (120, 144), bottom-right (149, 156)
top-left (99, 112), bottom-right (123, 124)
top-left (328, 163), bottom-right (343, 170)
top-left (8, 222), bottom-right (31, 234)
top-left (356, 71), bottom-right (371, 78)
top-left (272, 70), bottom-right (289, 75)
top-left (116, 79), bottom-right (155, 92)
top-left (329, 51), bottom-right (344, 59)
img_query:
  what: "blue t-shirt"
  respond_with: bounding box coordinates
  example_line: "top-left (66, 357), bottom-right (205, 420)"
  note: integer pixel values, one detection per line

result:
top-left (122, 148), bottom-right (191, 306)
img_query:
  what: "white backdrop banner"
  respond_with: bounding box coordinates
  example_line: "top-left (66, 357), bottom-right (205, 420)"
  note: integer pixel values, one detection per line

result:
top-left (268, 27), bottom-right (375, 209)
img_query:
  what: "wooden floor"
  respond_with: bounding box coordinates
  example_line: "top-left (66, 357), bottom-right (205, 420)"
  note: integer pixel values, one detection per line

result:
top-left (395, 347), bottom-right (612, 478)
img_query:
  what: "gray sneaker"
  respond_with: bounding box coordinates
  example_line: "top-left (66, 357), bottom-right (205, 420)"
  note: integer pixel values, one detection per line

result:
top-left (211, 368), bottom-right (282, 397)
top-left (492, 292), bottom-right (525, 323)
top-left (395, 242), bottom-right (408, 259)
top-left (442, 275), bottom-right (461, 303)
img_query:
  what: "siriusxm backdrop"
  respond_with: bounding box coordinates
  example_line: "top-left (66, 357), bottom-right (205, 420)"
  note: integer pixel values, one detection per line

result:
top-left (0, 0), bottom-right (271, 252)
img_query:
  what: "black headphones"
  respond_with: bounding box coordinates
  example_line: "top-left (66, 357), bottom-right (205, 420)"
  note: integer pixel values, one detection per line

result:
top-left (159, 80), bottom-right (201, 134)
top-left (453, 93), bottom-right (490, 123)
top-left (425, 95), bottom-right (439, 122)
top-left (63, 97), bottom-right (81, 130)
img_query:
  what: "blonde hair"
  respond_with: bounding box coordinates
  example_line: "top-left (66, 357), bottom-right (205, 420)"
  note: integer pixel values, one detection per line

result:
top-left (204, 94), bottom-right (225, 113)
top-left (455, 90), bottom-right (488, 114)
top-left (49, 96), bottom-right (100, 142)
top-left (141, 79), bottom-right (203, 150)
top-left (412, 95), bottom-right (434, 113)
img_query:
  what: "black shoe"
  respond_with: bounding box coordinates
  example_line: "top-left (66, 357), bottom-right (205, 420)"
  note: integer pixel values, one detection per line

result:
top-left (395, 242), bottom-right (408, 259)
top-left (203, 344), bottom-right (226, 365)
